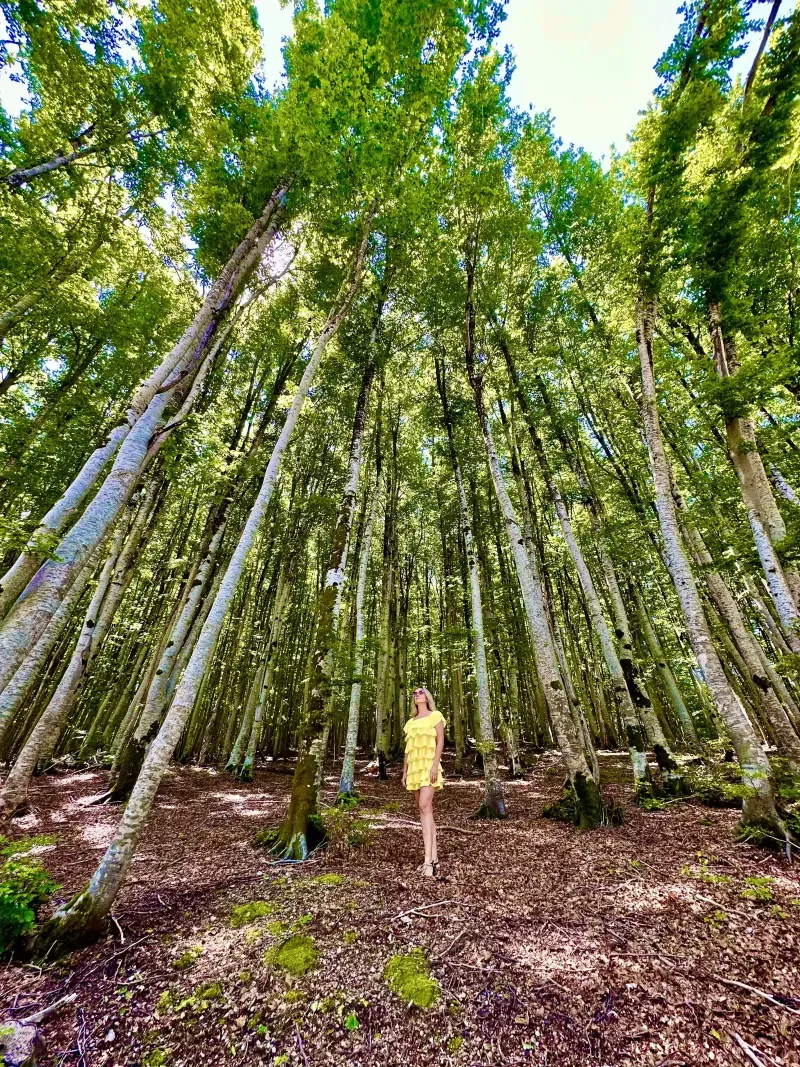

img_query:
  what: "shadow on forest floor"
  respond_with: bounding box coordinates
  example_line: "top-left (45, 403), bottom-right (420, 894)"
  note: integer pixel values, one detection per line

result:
top-left (2, 751), bottom-right (799, 1066)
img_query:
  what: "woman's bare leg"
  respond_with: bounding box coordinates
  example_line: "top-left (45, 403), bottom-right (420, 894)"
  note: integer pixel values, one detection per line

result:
top-left (418, 786), bottom-right (435, 866)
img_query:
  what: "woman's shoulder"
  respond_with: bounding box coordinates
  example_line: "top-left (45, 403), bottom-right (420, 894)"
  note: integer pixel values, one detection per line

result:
top-left (405, 710), bottom-right (445, 730)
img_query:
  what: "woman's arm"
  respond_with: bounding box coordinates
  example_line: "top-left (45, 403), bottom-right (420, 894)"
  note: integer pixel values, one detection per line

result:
top-left (401, 750), bottom-right (408, 788)
top-left (430, 720), bottom-right (445, 784)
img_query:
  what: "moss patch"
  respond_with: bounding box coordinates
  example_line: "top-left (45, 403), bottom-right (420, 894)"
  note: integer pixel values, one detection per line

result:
top-left (195, 982), bottom-right (224, 1003)
top-left (265, 934), bottom-right (318, 976)
top-left (142, 1050), bottom-right (170, 1067)
top-left (0, 834), bottom-right (57, 858)
top-left (283, 989), bottom-right (306, 1004)
top-left (384, 948), bottom-right (440, 1009)
top-left (229, 901), bottom-right (278, 927)
top-left (156, 990), bottom-right (174, 1013)
top-left (172, 945), bottom-right (203, 970)
top-left (252, 827), bottom-right (281, 849)
top-left (309, 874), bottom-right (344, 887)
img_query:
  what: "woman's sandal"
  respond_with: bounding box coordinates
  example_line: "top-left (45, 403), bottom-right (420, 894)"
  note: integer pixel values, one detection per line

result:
top-left (421, 861), bottom-right (435, 878)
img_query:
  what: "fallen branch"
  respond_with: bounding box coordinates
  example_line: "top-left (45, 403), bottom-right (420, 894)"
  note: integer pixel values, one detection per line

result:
top-left (294, 1021), bottom-right (309, 1067)
top-left (731, 1031), bottom-right (768, 1067)
top-left (19, 992), bottom-right (77, 1025)
top-left (694, 893), bottom-right (749, 920)
top-left (391, 899), bottom-right (466, 922)
top-left (432, 927), bottom-right (468, 961)
top-left (711, 975), bottom-right (800, 1016)
top-left (110, 914), bottom-right (124, 944)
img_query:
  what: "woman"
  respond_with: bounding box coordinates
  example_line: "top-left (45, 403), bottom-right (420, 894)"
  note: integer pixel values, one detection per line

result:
top-left (401, 686), bottom-right (445, 878)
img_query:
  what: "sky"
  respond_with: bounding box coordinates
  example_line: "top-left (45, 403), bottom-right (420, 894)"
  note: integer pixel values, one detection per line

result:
top-left (252, 0), bottom-right (688, 160)
top-left (1, 0), bottom-right (762, 162)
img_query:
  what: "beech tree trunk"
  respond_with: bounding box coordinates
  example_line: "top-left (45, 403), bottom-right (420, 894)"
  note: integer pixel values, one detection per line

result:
top-left (709, 303), bottom-right (800, 640)
top-left (637, 295), bottom-right (785, 837)
top-left (463, 255), bottom-right (601, 826)
top-left (436, 356), bottom-right (505, 817)
top-left (339, 466), bottom-right (379, 797)
top-left (31, 224), bottom-right (371, 954)
top-left (672, 476), bottom-right (800, 775)
top-left (277, 296), bottom-right (381, 856)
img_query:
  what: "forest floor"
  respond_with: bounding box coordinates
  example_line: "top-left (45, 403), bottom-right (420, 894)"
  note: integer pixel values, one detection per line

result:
top-left (2, 751), bottom-right (800, 1067)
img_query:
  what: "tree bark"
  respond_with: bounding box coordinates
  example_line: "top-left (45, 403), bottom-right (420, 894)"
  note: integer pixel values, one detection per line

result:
top-left (339, 466), bottom-right (379, 797)
top-left (31, 222), bottom-right (371, 954)
top-left (436, 356), bottom-right (505, 817)
top-left (637, 295), bottom-right (785, 837)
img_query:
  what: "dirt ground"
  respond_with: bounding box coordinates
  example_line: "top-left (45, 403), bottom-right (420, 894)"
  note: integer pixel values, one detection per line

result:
top-left (2, 751), bottom-right (799, 1066)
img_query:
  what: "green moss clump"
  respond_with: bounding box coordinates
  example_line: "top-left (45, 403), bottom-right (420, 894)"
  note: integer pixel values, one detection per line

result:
top-left (267, 920), bottom-right (289, 937)
top-left (172, 945), bottom-right (203, 970)
top-left (195, 982), bottom-right (223, 1002)
top-left (230, 901), bottom-right (278, 927)
top-left (265, 934), bottom-right (318, 976)
top-left (384, 948), bottom-right (440, 1009)
top-left (283, 989), bottom-right (306, 1004)
top-left (156, 990), bottom-right (174, 1013)
top-left (0, 834), bottom-right (57, 858)
top-left (448, 1035), bottom-right (463, 1052)
top-left (541, 788), bottom-right (622, 827)
top-left (541, 790), bottom-right (577, 823)
top-left (310, 874), bottom-right (344, 887)
top-left (143, 1051), bottom-right (170, 1067)
top-left (343, 929), bottom-right (358, 945)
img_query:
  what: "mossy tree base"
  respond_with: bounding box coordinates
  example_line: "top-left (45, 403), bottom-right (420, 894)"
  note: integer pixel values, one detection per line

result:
top-left (738, 800), bottom-right (795, 852)
top-left (542, 775), bottom-right (612, 830)
top-left (107, 739), bottom-right (147, 804)
top-left (470, 781), bottom-right (507, 820)
top-left (268, 741), bottom-right (325, 860)
top-left (28, 886), bottom-right (106, 960)
top-left (573, 772), bottom-right (603, 829)
top-left (651, 744), bottom-right (689, 797)
top-left (236, 758), bottom-right (255, 782)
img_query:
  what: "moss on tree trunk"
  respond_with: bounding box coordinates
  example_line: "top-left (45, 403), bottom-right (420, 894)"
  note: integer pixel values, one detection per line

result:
top-left (471, 778), bottom-right (507, 819)
top-left (273, 740), bottom-right (325, 860)
top-left (573, 771), bottom-right (603, 830)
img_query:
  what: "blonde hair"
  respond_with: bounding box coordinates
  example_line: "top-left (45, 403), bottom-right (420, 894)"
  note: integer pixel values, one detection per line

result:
top-left (411, 686), bottom-right (437, 717)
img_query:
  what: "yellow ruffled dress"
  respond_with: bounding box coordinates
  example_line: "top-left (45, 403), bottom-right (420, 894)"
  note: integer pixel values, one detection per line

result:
top-left (404, 710), bottom-right (445, 791)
